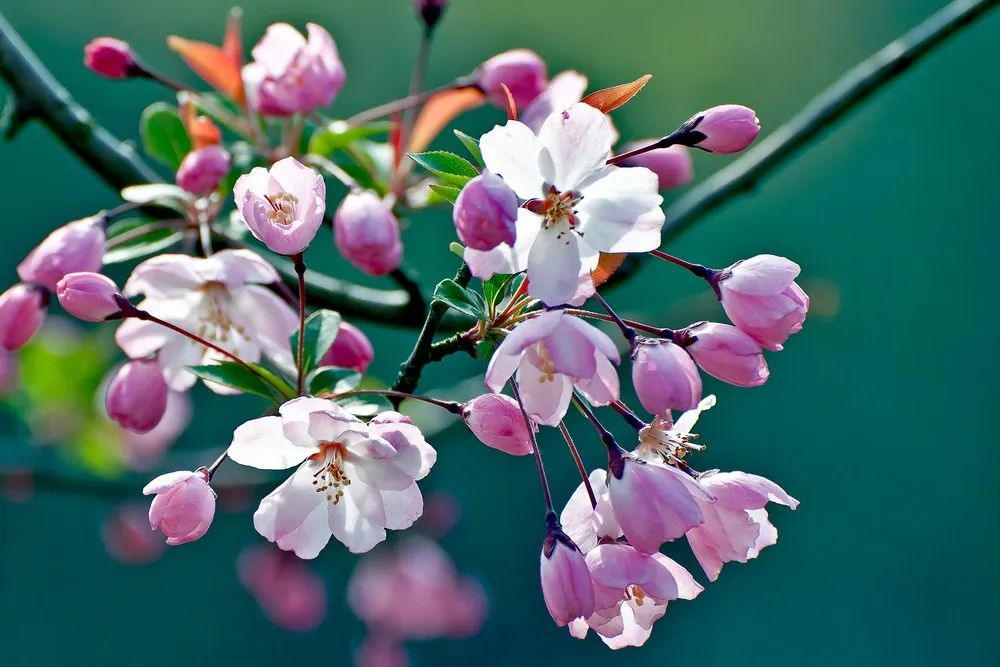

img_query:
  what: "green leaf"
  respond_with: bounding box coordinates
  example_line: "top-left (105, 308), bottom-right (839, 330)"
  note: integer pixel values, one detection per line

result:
top-left (335, 394), bottom-right (393, 418)
top-left (187, 362), bottom-right (282, 401)
top-left (433, 278), bottom-right (488, 320)
top-left (307, 366), bottom-right (362, 396)
top-left (104, 222), bottom-right (183, 265)
top-left (247, 363), bottom-right (296, 400)
top-left (453, 129), bottom-right (483, 166)
top-left (140, 102), bottom-right (192, 169)
top-left (482, 273), bottom-right (516, 310)
top-left (427, 183), bottom-right (462, 205)
top-left (308, 121), bottom-right (393, 157)
top-left (408, 150), bottom-right (479, 187)
top-left (289, 310), bottom-right (342, 377)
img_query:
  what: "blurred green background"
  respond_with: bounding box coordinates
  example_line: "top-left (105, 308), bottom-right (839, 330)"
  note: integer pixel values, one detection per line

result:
top-left (1, 0), bottom-right (998, 665)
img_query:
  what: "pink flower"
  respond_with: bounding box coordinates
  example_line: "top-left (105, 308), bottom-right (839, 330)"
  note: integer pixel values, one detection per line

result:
top-left (485, 310), bottom-right (620, 426)
top-left (56, 272), bottom-right (122, 322)
top-left (631, 338), bottom-right (702, 415)
top-left (234, 157), bottom-right (326, 255)
top-left (686, 471), bottom-right (798, 581)
top-left (102, 503), bottom-right (165, 565)
top-left (120, 390), bottom-right (191, 471)
top-left (238, 546), bottom-right (328, 632)
top-left (0, 284), bottom-right (47, 351)
top-left (717, 254), bottom-right (809, 351)
top-left (477, 49), bottom-right (547, 110)
top-left (619, 141), bottom-right (693, 190)
top-left (568, 543), bottom-right (702, 649)
top-left (17, 217), bottom-right (106, 291)
top-left (635, 395), bottom-right (716, 464)
top-left (318, 321), bottom-right (374, 373)
top-left (83, 38), bottom-right (136, 79)
top-left (334, 191), bottom-right (403, 276)
top-left (685, 104), bottom-right (760, 153)
top-left (242, 23), bottom-right (345, 116)
top-left (115, 250), bottom-right (296, 393)
top-left (462, 393), bottom-right (534, 456)
top-left (453, 173), bottom-right (518, 251)
top-left (683, 321), bottom-right (768, 387)
top-left (228, 399), bottom-right (436, 556)
top-left (142, 468), bottom-right (216, 546)
top-left (467, 103), bottom-right (663, 305)
top-left (560, 468), bottom-right (622, 552)
top-left (105, 359), bottom-right (169, 434)
top-left (177, 145), bottom-right (230, 195)
top-left (540, 520), bottom-right (595, 626)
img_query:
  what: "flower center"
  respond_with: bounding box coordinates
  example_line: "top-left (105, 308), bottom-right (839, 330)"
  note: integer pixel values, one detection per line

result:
top-left (264, 192), bottom-right (299, 226)
top-left (529, 343), bottom-right (557, 383)
top-left (196, 281), bottom-right (250, 347)
top-left (627, 584), bottom-right (647, 606)
top-left (637, 416), bottom-right (705, 463)
top-left (309, 442), bottom-right (350, 505)
top-left (524, 185), bottom-right (583, 230)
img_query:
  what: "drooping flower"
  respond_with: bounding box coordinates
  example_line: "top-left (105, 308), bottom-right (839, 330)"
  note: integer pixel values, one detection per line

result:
top-left (228, 399), bottom-right (436, 557)
top-left (238, 546), bottom-right (328, 632)
top-left (242, 23), bottom-right (346, 116)
top-left (560, 468), bottom-right (622, 553)
top-left (106, 358), bottom-right (169, 433)
top-left (466, 103), bottom-right (664, 306)
top-left (17, 216), bottom-right (106, 291)
top-left (318, 321), bottom-right (374, 373)
top-left (462, 392), bottom-right (534, 456)
top-left (485, 310), bottom-right (620, 426)
top-left (631, 337), bottom-right (702, 415)
top-left (683, 321), bottom-right (769, 387)
top-left (115, 249), bottom-right (296, 393)
top-left (234, 157), bottom-right (326, 255)
top-left (452, 172), bottom-right (518, 251)
top-left (635, 394), bottom-right (716, 465)
top-left (0, 283), bottom-right (47, 351)
top-left (83, 38), bottom-right (136, 79)
top-left (334, 190), bottom-right (403, 276)
top-left (56, 272), bottom-right (123, 322)
top-left (177, 145), bottom-right (231, 195)
top-left (618, 141), bottom-right (693, 190)
top-left (476, 49), bottom-right (547, 110)
top-left (716, 254), bottom-right (809, 351)
top-left (142, 468), bottom-right (216, 546)
top-left (686, 471), bottom-right (798, 581)
top-left (540, 520), bottom-right (595, 626)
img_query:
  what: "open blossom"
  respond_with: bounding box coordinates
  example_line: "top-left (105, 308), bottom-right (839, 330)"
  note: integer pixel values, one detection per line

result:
top-left (452, 172), bottom-right (518, 251)
top-left (115, 250), bottom-right (296, 393)
top-left (228, 399), bottom-right (436, 557)
top-left (462, 392), bottom-right (534, 456)
top-left (106, 358), bottom-right (169, 433)
top-left (717, 254), bottom-right (809, 351)
top-left (466, 103), bottom-right (664, 305)
top-left (242, 23), bottom-right (345, 116)
top-left (17, 216), bottom-right (105, 291)
top-left (540, 522), bottom-right (595, 626)
top-left (238, 546), bottom-right (328, 632)
top-left (142, 468), bottom-right (216, 546)
top-left (56, 272), bottom-right (122, 321)
top-left (635, 394), bottom-right (717, 464)
top-left (334, 191), bottom-right (403, 276)
top-left (686, 471), bottom-right (798, 581)
top-left (485, 310), bottom-right (619, 426)
top-left (560, 468), bottom-right (622, 552)
top-left (318, 321), bottom-right (374, 373)
top-left (568, 543), bottom-right (702, 649)
top-left (476, 49), bottom-right (547, 110)
top-left (683, 321), bottom-right (768, 387)
top-left (619, 141), bottom-right (693, 190)
top-left (234, 157), bottom-right (326, 255)
top-left (177, 145), bottom-right (230, 195)
top-left (631, 337), bottom-right (702, 415)
top-left (0, 284), bottom-right (47, 351)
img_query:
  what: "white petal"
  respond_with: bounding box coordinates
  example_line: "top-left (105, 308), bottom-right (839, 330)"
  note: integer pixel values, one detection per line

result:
top-left (142, 470), bottom-right (194, 495)
top-left (229, 416), bottom-right (310, 470)
top-left (253, 466), bottom-right (333, 559)
top-left (527, 227), bottom-right (584, 306)
top-left (115, 319), bottom-right (170, 359)
top-left (576, 166), bottom-right (664, 253)
top-left (537, 103), bottom-right (614, 192)
top-left (514, 358), bottom-right (572, 426)
top-left (328, 479), bottom-right (388, 553)
top-left (380, 483), bottom-right (424, 530)
top-left (479, 120), bottom-right (545, 200)
top-left (673, 394), bottom-right (716, 435)
top-left (522, 70), bottom-right (588, 132)
top-left (124, 254), bottom-right (204, 298)
top-left (463, 209), bottom-right (539, 279)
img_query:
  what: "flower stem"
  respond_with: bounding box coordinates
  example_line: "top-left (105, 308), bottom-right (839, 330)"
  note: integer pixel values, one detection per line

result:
top-left (571, 391), bottom-right (622, 458)
top-left (648, 249), bottom-right (716, 281)
top-left (332, 389), bottom-right (464, 415)
top-left (610, 400), bottom-right (647, 431)
top-left (205, 451), bottom-right (228, 480)
top-left (344, 78), bottom-right (474, 127)
top-left (592, 292), bottom-right (637, 346)
top-left (293, 253), bottom-right (307, 396)
top-left (606, 134), bottom-right (679, 165)
top-left (511, 379), bottom-right (553, 512)
top-left (559, 422), bottom-right (596, 509)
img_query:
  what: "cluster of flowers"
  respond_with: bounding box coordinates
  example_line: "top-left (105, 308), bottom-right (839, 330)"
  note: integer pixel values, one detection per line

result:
top-left (0, 0), bottom-right (808, 652)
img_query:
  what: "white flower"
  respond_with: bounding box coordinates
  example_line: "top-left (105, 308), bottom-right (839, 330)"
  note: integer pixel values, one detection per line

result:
top-left (227, 398), bottom-right (436, 558)
top-left (115, 249), bottom-right (297, 394)
top-left (466, 102), bottom-right (664, 306)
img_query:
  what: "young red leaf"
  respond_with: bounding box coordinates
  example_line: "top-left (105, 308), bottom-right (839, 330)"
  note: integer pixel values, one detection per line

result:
top-left (581, 74), bottom-right (652, 114)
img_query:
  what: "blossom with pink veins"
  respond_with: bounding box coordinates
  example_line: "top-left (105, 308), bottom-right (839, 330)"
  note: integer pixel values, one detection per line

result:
top-left (465, 102), bottom-right (663, 306)
top-left (717, 254), bottom-right (809, 351)
top-left (115, 249), bottom-right (297, 394)
top-left (485, 309), bottom-right (620, 426)
top-left (234, 157), bottom-right (326, 256)
top-left (228, 399), bottom-right (436, 557)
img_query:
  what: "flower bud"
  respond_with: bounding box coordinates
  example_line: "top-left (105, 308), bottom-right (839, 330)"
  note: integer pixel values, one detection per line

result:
top-left (106, 359), bottom-right (169, 434)
top-left (540, 522), bottom-right (595, 626)
top-left (684, 105), bottom-right (760, 154)
top-left (319, 321), bottom-right (374, 373)
top-left (334, 191), bottom-right (403, 276)
top-left (55, 272), bottom-right (123, 322)
top-left (453, 173), bottom-right (518, 251)
top-left (413, 0), bottom-right (448, 31)
top-left (619, 141), bottom-right (693, 190)
top-left (717, 254), bottom-right (809, 351)
top-left (176, 145), bottom-right (231, 195)
top-left (477, 49), bottom-right (547, 110)
top-left (463, 393), bottom-right (534, 456)
top-left (234, 157), bottom-right (326, 256)
top-left (631, 338), bottom-right (702, 415)
top-left (83, 38), bottom-right (137, 79)
top-left (683, 322), bottom-right (768, 387)
top-left (143, 469), bottom-right (216, 545)
top-left (17, 217), bottom-right (106, 291)
top-left (0, 284), bottom-right (47, 351)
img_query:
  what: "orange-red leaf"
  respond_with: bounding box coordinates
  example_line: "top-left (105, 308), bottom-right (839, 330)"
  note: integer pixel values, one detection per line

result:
top-left (581, 74), bottom-right (652, 114)
top-left (167, 36), bottom-right (244, 104)
top-left (500, 83), bottom-right (517, 121)
top-left (591, 252), bottom-right (628, 287)
top-left (179, 98), bottom-right (221, 149)
top-left (222, 8), bottom-right (244, 68)
top-left (407, 87), bottom-right (486, 153)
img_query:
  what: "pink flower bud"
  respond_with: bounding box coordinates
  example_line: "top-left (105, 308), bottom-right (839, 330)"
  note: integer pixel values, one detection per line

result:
top-left (540, 523), bottom-right (595, 626)
top-left (717, 254), bottom-right (809, 351)
top-left (334, 191), bottom-right (403, 276)
top-left (55, 272), bottom-right (122, 322)
top-left (17, 217), bottom-right (106, 291)
top-left (0, 284), bottom-right (47, 351)
top-left (463, 393), bottom-right (534, 456)
top-left (453, 173), bottom-right (518, 251)
top-left (631, 338), bottom-right (702, 415)
top-left (176, 145), bottom-right (231, 195)
top-left (106, 359), bottom-right (169, 434)
top-left (683, 322), bottom-right (768, 387)
top-left (477, 49), bottom-right (547, 110)
top-left (234, 157), bottom-right (326, 256)
top-left (319, 321), bottom-right (374, 373)
top-left (686, 104), bottom-right (760, 154)
top-left (84, 37), bottom-right (137, 79)
top-left (143, 469), bottom-right (216, 546)
top-left (619, 141), bottom-right (693, 190)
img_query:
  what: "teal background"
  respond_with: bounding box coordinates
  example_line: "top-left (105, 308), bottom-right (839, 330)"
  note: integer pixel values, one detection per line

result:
top-left (1, 1), bottom-right (998, 665)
